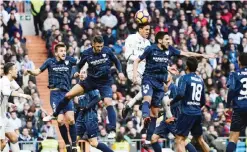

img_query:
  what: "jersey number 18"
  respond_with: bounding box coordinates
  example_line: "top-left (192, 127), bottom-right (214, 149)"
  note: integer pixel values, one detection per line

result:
top-left (191, 83), bottom-right (202, 101)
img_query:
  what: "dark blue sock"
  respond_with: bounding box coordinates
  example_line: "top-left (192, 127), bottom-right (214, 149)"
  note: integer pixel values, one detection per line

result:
top-left (226, 142), bottom-right (236, 152)
top-left (69, 124), bottom-right (77, 146)
top-left (151, 142), bottom-right (162, 152)
top-left (59, 124), bottom-right (70, 145)
top-left (97, 142), bottom-right (114, 152)
top-left (146, 117), bottom-right (157, 141)
top-left (54, 97), bottom-right (70, 117)
top-left (185, 143), bottom-right (197, 152)
top-left (142, 101), bottom-right (150, 117)
top-left (106, 106), bottom-right (116, 131)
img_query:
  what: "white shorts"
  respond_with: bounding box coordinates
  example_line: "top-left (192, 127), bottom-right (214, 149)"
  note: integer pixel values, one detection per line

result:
top-left (0, 117), bottom-right (15, 139)
top-left (126, 61), bottom-right (145, 85)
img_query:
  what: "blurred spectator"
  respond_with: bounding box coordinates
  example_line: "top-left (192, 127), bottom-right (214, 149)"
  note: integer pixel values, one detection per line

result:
top-left (43, 12), bottom-right (59, 33)
top-left (101, 9), bottom-right (118, 28)
top-left (19, 128), bottom-right (32, 142)
top-left (228, 25), bottom-right (243, 45)
top-left (10, 111), bottom-right (22, 130)
top-left (30, 0), bottom-right (44, 35)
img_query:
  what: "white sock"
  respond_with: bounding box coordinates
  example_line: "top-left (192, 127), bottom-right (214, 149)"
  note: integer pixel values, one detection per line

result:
top-left (127, 91), bottom-right (142, 108)
top-left (162, 96), bottom-right (173, 118)
top-left (10, 142), bottom-right (20, 152)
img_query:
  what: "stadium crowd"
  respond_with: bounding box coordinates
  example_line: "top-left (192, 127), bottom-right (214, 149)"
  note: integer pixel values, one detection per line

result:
top-left (1, 0), bottom-right (247, 151)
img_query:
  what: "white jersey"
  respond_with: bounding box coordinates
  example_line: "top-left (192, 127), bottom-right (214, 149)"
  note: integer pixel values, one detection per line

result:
top-left (124, 32), bottom-right (151, 62)
top-left (124, 32), bottom-right (150, 83)
top-left (0, 76), bottom-right (20, 118)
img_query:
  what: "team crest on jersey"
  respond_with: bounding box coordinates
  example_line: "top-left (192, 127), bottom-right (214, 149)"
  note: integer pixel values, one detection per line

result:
top-left (165, 51), bottom-right (169, 55)
top-left (65, 60), bottom-right (69, 65)
top-left (102, 54), bottom-right (106, 57)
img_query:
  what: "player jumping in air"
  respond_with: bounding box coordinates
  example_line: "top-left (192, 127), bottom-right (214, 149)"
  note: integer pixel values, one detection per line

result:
top-left (27, 43), bottom-right (78, 152)
top-left (133, 31), bottom-right (214, 148)
top-left (174, 57), bottom-right (210, 152)
top-left (226, 53), bottom-right (247, 152)
top-left (0, 62), bottom-right (32, 151)
top-left (44, 35), bottom-right (125, 139)
top-left (75, 69), bottom-right (114, 152)
top-left (122, 23), bottom-right (151, 118)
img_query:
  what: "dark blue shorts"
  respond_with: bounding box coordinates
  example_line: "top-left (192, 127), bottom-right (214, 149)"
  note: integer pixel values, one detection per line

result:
top-left (154, 121), bottom-right (176, 138)
top-left (79, 77), bottom-right (113, 98)
top-left (176, 114), bottom-right (202, 137)
top-left (50, 90), bottom-right (74, 114)
top-left (76, 119), bottom-right (98, 139)
top-left (230, 111), bottom-right (247, 132)
top-left (141, 77), bottom-right (164, 107)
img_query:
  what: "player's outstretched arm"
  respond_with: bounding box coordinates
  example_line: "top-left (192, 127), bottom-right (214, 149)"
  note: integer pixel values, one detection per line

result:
top-left (180, 51), bottom-right (216, 59)
top-left (109, 49), bottom-right (125, 80)
top-left (27, 69), bottom-right (41, 76)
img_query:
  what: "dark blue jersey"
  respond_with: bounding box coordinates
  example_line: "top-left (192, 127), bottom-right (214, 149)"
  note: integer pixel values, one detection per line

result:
top-left (139, 45), bottom-right (181, 82)
top-left (77, 90), bottom-right (100, 121)
top-left (78, 47), bottom-right (122, 79)
top-left (227, 67), bottom-right (247, 112)
top-left (174, 73), bottom-right (205, 115)
top-left (39, 56), bottom-right (77, 91)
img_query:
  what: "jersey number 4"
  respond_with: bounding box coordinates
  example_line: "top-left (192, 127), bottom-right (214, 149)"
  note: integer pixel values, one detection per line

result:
top-left (191, 83), bottom-right (202, 101)
top-left (240, 78), bottom-right (247, 95)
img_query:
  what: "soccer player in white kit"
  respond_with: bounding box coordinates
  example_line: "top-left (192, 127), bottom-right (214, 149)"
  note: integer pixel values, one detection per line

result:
top-left (0, 62), bottom-right (32, 151)
top-left (122, 23), bottom-right (151, 118)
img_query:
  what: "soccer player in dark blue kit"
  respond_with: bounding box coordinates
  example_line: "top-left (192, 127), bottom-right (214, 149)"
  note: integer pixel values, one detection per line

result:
top-left (75, 69), bottom-right (113, 152)
top-left (151, 76), bottom-right (197, 152)
top-left (226, 53), bottom-right (247, 152)
top-left (27, 43), bottom-right (78, 152)
top-left (45, 35), bottom-right (125, 139)
top-left (133, 31), bottom-right (212, 147)
top-left (174, 57), bottom-right (210, 152)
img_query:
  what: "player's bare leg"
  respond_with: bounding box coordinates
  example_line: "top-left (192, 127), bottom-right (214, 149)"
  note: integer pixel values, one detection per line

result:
top-left (104, 97), bottom-right (117, 139)
top-left (0, 139), bottom-right (6, 151)
top-left (226, 131), bottom-right (239, 152)
top-left (143, 106), bottom-right (159, 150)
top-left (122, 72), bottom-right (142, 118)
top-left (56, 114), bottom-right (71, 151)
top-left (5, 132), bottom-right (19, 152)
top-left (151, 134), bottom-right (162, 152)
top-left (175, 135), bottom-right (186, 152)
top-left (65, 111), bottom-right (77, 151)
top-left (88, 138), bottom-right (113, 152)
top-left (193, 136), bottom-right (210, 152)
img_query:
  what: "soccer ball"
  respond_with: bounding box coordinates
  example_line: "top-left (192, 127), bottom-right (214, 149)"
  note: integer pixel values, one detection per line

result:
top-left (135, 10), bottom-right (150, 24)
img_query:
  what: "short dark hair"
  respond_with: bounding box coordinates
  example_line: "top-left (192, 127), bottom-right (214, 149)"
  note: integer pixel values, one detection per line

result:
top-left (186, 57), bottom-right (198, 72)
top-left (137, 23), bottom-right (150, 31)
top-left (93, 35), bottom-right (104, 44)
top-left (155, 31), bottom-right (169, 43)
top-left (4, 62), bottom-right (15, 75)
top-left (55, 43), bottom-right (66, 52)
top-left (239, 52), bottom-right (247, 66)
